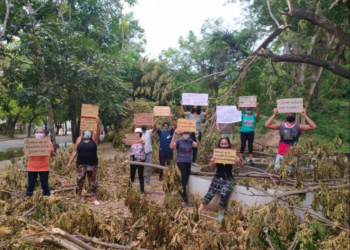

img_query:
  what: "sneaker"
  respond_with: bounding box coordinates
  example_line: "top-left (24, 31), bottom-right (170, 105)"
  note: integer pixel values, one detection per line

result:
top-left (218, 211), bottom-right (224, 221)
top-left (192, 163), bottom-right (199, 167)
top-left (93, 200), bottom-right (100, 206)
top-left (185, 201), bottom-right (194, 207)
top-left (249, 159), bottom-right (255, 166)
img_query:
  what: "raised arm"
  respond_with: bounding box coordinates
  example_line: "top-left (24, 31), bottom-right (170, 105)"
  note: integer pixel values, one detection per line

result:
top-left (66, 137), bottom-right (81, 170)
top-left (300, 109), bottom-right (317, 131)
top-left (202, 100), bottom-right (210, 117)
top-left (152, 122), bottom-right (157, 134)
top-left (180, 100), bottom-right (188, 116)
top-left (93, 118), bottom-right (100, 143)
top-left (216, 123), bottom-right (221, 133)
top-left (171, 114), bottom-right (177, 130)
top-left (131, 123), bottom-right (136, 133)
top-left (236, 102), bottom-right (240, 111)
top-left (170, 130), bottom-right (178, 149)
top-left (265, 108), bottom-right (280, 130)
top-left (255, 102), bottom-right (260, 118)
top-left (192, 131), bottom-right (200, 148)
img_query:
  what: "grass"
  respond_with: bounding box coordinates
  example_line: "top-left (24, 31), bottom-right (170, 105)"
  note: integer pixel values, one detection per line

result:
top-left (0, 149), bottom-right (24, 161)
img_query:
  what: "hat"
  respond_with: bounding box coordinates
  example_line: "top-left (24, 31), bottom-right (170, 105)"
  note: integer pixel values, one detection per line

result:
top-left (135, 128), bottom-right (142, 133)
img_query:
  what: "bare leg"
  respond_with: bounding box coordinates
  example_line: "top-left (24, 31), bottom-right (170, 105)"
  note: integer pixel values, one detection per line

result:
top-left (198, 203), bottom-right (206, 213)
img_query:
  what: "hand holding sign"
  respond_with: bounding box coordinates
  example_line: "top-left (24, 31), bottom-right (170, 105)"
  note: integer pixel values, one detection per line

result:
top-left (24, 138), bottom-right (51, 156)
top-left (124, 133), bottom-right (141, 145)
top-left (277, 98), bottom-right (303, 113)
top-left (153, 106), bottom-right (171, 116)
top-left (177, 119), bottom-right (196, 132)
top-left (213, 148), bottom-right (236, 164)
top-left (239, 96), bottom-right (257, 107)
top-left (81, 104), bottom-right (99, 131)
top-left (134, 113), bottom-right (154, 125)
top-left (182, 93), bottom-right (208, 106)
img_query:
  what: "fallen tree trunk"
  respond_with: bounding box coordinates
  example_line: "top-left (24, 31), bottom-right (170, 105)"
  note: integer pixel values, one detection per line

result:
top-left (52, 228), bottom-right (98, 250)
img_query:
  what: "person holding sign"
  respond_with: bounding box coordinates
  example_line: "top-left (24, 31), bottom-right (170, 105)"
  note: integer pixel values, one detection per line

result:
top-left (155, 115), bottom-right (177, 181)
top-left (198, 137), bottom-right (244, 221)
top-left (122, 128), bottom-right (146, 194)
top-left (265, 108), bottom-right (317, 171)
top-left (25, 127), bottom-right (55, 197)
top-left (66, 118), bottom-right (101, 206)
top-left (180, 100), bottom-right (210, 167)
top-left (132, 123), bottom-right (157, 185)
top-left (170, 130), bottom-right (200, 207)
top-left (237, 103), bottom-right (260, 165)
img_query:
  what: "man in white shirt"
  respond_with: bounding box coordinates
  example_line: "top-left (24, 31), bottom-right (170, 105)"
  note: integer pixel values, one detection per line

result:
top-left (132, 123), bottom-right (157, 185)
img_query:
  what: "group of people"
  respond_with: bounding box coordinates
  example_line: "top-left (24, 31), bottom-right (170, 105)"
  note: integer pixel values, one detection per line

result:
top-left (25, 101), bottom-right (316, 219)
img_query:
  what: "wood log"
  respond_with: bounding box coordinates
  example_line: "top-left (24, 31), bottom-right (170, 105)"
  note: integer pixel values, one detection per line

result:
top-left (52, 228), bottom-right (98, 250)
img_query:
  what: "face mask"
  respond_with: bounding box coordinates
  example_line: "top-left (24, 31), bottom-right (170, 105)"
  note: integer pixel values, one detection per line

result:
top-left (35, 133), bottom-right (44, 139)
top-left (286, 116), bottom-right (295, 122)
top-left (141, 126), bottom-right (147, 131)
top-left (220, 146), bottom-right (230, 149)
top-left (182, 134), bottom-right (190, 140)
top-left (246, 110), bottom-right (252, 114)
top-left (192, 108), bottom-right (197, 113)
top-left (164, 127), bottom-right (168, 132)
top-left (83, 131), bottom-right (92, 139)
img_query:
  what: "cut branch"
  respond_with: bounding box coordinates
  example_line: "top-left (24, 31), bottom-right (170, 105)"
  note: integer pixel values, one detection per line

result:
top-left (281, 0), bottom-right (349, 47)
top-left (256, 49), bottom-right (350, 79)
top-left (52, 228), bottom-right (98, 250)
top-left (115, 0), bottom-right (125, 67)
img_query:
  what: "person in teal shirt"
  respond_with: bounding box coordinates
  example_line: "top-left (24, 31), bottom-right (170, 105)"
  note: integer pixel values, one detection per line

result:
top-left (237, 102), bottom-right (259, 165)
top-left (180, 100), bottom-right (210, 167)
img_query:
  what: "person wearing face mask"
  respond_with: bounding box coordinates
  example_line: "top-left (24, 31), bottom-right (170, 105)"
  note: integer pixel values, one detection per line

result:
top-left (66, 118), bottom-right (101, 205)
top-left (155, 115), bottom-right (177, 181)
top-left (131, 123), bottom-right (157, 185)
top-left (122, 128), bottom-right (146, 193)
top-left (198, 137), bottom-right (244, 221)
top-left (25, 127), bottom-right (56, 197)
top-left (180, 100), bottom-right (210, 167)
top-left (237, 103), bottom-right (260, 165)
top-left (170, 129), bottom-right (200, 207)
top-left (265, 108), bottom-right (317, 171)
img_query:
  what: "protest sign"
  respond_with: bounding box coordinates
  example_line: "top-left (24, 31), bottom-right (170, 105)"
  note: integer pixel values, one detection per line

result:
top-left (277, 98), bottom-right (303, 113)
top-left (182, 93), bottom-right (208, 106)
top-left (177, 119), bottom-right (196, 132)
top-left (24, 138), bottom-right (51, 156)
top-left (134, 113), bottom-right (154, 125)
top-left (81, 104), bottom-right (99, 118)
top-left (153, 106), bottom-right (171, 116)
top-left (213, 148), bottom-right (236, 164)
top-left (80, 118), bottom-right (97, 131)
top-left (239, 96), bottom-right (257, 107)
top-left (216, 106), bottom-right (242, 124)
top-left (125, 133), bottom-right (141, 145)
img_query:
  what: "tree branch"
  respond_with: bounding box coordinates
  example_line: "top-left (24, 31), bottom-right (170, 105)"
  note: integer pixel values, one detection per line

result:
top-left (281, 0), bottom-right (349, 47)
top-left (115, 0), bottom-right (125, 67)
top-left (256, 49), bottom-right (350, 79)
top-left (266, 0), bottom-right (280, 27)
top-left (0, 0), bottom-right (10, 39)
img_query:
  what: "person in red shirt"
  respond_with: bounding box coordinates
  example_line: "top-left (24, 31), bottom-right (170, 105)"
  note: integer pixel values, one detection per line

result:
top-left (265, 108), bottom-right (317, 171)
top-left (25, 127), bottom-right (55, 196)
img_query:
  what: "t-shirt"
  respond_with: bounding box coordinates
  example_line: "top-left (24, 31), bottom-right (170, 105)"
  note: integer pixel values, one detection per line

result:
top-left (278, 123), bottom-right (301, 156)
top-left (141, 129), bottom-right (154, 154)
top-left (27, 142), bottom-right (53, 172)
top-left (241, 114), bottom-right (256, 133)
top-left (157, 128), bottom-right (174, 152)
top-left (175, 139), bottom-right (194, 163)
top-left (215, 163), bottom-right (233, 179)
top-left (219, 123), bottom-right (233, 134)
top-left (130, 143), bottom-right (146, 162)
top-left (187, 113), bottom-right (204, 132)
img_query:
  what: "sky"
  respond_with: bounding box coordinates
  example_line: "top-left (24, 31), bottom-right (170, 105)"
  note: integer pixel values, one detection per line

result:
top-left (125, 0), bottom-right (243, 58)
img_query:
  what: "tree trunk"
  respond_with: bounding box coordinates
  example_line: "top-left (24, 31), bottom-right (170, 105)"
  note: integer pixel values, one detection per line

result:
top-left (68, 95), bottom-right (77, 143)
top-left (7, 113), bottom-right (21, 138)
top-left (56, 124), bottom-right (60, 135)
top-left (73, 119), bottom-right (80, 143)
top-left (43, 120), bottom-right (48, 135)
top-left (48, 103), bottom-right (57, 148)
top-left (65, 121), bottom-right (67, 135)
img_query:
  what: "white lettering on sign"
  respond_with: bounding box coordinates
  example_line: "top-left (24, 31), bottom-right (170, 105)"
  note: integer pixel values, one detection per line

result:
top-left (182, 93), bottom-right (208, 106)
top-left (277, 98), bottom-right (303, 113)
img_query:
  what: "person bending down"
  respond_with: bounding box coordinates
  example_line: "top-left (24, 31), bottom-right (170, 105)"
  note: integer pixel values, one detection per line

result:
top-left (198, 137), bottom-right (244, 221)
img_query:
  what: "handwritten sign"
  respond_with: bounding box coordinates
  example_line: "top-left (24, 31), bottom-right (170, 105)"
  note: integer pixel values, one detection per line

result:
top-left (182, 93), bottom-right (208, 106)
top-left (134, 113), bottom-right (154, 125)
top-left (239, 96), bottom-right (257, 107)
top-left (125, 133), bottom-right (141, 145)
top-left (213, 148), bottom-right (236, 164)
top-left (24, 138), bottom-right (51, 156)
top-left (277, 98), bottom-right (303, 113)
top-left (80, 118), bottom-right (97, 131)
top-left (216, 106), bottom-right (242, 124)
top-left (81, 104), bottom-right (99, 118)
top-left (177, 119), bottom-right (196, 132)
top-left (153, 106), bottom-right (171, 116)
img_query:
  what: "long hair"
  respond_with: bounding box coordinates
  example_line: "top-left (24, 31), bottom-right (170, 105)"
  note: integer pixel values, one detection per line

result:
top-left (217, 137), bottom-right (231, 148)
top-left (191, 106), bottom-right (202, 114)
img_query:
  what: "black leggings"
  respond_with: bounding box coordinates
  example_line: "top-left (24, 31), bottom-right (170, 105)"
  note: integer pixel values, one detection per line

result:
top-left (26, 171), bottom-right (50, 196)
top-left (177, 162), bottom-right (192, 201)
top-left (130, 164), bottom-right (145, 194)
top-left (240, 131), bottom-right (254, 154)
top-left (159, 152), bottom-right (173, 178)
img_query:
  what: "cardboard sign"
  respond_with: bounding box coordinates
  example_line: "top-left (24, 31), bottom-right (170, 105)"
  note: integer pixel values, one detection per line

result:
top-left (125, 133), bottom-right (141, 145)
top-left (277, 98), bottom-right (303, 113)
top-left (177, 119), bottom-right (196, 132)
top-left (216, 106), bottom-right (242, 124)
top-left (153, 106), bottom-right (171, 116)
top-left (134, 113), bottom-right (154, 125)
top-left (213, 148), bottom-right (236, 164)
top-left (80, 118), bottom-right (97, 131)
top-left (81, 104), bottom-right (99, 118)
top-left (239, 96), bottom-right (257, 107)
top-left (182, 93), bottom-right (208, 106)
top-left (24, 138), bottom-right (51, 156)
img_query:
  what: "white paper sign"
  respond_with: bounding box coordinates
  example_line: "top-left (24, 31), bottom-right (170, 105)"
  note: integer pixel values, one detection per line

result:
top-left (277, 98), bottom-right (303, 113)
top-left (182, 93), bottom-right (208, 106)
top-left (216, 106), bottom-right (242, 124)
